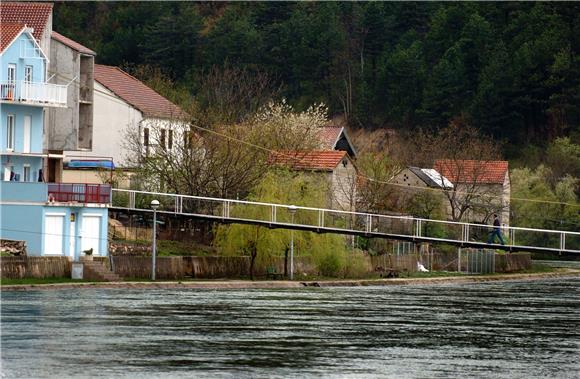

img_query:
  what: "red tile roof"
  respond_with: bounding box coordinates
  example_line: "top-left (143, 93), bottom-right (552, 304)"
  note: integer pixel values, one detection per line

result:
top-left (0, 2), bottom-right (52, 43)
top-left (269, 150), bottom-right (348, 171)
top-left (0, 23), bottom-right (26, 53)
top-left (52, 31), bottom-right (96, 55)
top-left (434, 159), bottom-right (508, 185)
top-left (94, 64), bottom-right (186, 120)
top-left (318, 125), bottom-right (343, 149)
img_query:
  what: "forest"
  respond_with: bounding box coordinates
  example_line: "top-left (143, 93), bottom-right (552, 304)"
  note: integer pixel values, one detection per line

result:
top-left (53, 1), bottom-right (579, 159)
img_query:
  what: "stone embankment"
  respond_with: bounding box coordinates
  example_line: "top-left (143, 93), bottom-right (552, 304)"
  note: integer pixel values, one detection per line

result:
top-left (2, 269), bottom-right (579, 292)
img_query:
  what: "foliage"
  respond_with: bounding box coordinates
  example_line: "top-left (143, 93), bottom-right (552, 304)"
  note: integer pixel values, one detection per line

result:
top-left (53, 2), bottom-right (579, 151)
top-left (214, 169), bottom-right (348, 279)
top-left (511, 165), bottom-right (579, 231)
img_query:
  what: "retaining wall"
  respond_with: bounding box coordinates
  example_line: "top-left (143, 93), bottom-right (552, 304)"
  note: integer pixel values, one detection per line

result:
top-left (1, 256), bottom-right (71, 279)
top-left (111, 256), bottom-right (185, 280)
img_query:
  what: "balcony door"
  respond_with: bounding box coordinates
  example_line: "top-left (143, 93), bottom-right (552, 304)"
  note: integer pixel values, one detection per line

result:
top-left (23, 115), bottom-right (31, 153)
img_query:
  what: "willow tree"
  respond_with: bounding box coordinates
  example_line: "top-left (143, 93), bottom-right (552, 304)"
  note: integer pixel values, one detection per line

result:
top-left (214, 169), bottom-right (348, 279)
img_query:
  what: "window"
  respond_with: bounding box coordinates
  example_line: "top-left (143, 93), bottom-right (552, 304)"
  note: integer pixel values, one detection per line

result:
top-left (168, 129), bottom-right (173, 150)
top-left (160, 129), bottom-right (166, 149)
top-left (23, 166), bottom-right (30, 182)
top-left (6, 114), bottom-right (15, 150)
top-left (24, 66), bottom-right (33, 82)
top-left (7, 64), bottom-right (16, 83)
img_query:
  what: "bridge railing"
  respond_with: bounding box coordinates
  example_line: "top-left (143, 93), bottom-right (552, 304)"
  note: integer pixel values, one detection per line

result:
top-left (111, 189), bottom-right (580, 253)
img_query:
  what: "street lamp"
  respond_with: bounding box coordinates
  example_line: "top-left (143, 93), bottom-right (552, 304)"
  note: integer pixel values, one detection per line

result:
top-left (150, 199), bottom-right (160, 281)
top-left (288, 205), bottom-right (297, 280)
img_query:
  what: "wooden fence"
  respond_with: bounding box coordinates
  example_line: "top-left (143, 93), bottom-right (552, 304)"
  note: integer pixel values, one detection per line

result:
top-left (1, 256), bottom-right (71, 279)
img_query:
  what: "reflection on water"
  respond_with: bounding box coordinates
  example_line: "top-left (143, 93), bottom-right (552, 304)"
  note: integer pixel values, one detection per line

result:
top-left (1, 278), bottom-right (579, 378)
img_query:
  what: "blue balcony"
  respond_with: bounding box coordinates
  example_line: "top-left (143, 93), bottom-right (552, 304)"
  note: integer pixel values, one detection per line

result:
top-left (0, 182), bottom-right (111, 204)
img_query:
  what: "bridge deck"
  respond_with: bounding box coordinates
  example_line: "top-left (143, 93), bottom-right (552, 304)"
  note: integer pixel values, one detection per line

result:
top-left (111, 189), bottom-right (580, 255)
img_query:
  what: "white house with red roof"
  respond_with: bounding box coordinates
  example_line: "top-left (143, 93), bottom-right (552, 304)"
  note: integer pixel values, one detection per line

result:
top-left (269, 150), bottom-right (357, 211)
top-left (434, 159), bottom-right (510, 225)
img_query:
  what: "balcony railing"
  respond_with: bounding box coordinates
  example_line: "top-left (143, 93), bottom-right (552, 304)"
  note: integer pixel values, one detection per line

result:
top-left (48, 183), bottom-right (111, 204)
top-left (0, 81), bottom-right (67, 107)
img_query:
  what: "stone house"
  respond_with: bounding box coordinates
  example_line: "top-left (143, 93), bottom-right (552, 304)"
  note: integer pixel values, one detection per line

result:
top-left (434, 159), bottom-right (510, 225)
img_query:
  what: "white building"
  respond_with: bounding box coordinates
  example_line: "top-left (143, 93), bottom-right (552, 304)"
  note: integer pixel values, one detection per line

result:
top-left (64, 64), bottom-right (186, 185)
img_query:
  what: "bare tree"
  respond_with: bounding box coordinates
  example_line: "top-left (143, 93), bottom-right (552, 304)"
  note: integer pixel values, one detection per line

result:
top-left (404, 117), bottom-right (504, 222)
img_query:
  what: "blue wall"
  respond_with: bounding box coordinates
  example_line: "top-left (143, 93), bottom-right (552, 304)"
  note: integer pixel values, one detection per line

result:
top-left (0, 104), bottom-right (44, 153)
top-left (0, 204), bottom-right (43, 253)
top-left (0, 31), bottom-right (45, 82)
top-left (0, 181), bottom-right (47, 202)
top-left (0, 202), bottom-right (109, 259)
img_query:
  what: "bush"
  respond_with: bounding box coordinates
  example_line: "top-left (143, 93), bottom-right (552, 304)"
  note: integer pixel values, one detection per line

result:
top-left (316, 249), bottom-right (345, 277)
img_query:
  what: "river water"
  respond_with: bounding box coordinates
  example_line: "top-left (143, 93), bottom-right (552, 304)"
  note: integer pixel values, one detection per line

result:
top-left (2, 278), bottom-right (579, 378)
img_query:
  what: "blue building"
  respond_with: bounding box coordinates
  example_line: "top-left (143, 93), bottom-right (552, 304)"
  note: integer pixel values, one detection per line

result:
top-left (1, 22), bottom-right (109, 259)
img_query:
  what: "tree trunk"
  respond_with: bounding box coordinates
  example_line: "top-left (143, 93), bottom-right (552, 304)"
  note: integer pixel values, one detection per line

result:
top-left (250, 249), bottom-right (257, 281)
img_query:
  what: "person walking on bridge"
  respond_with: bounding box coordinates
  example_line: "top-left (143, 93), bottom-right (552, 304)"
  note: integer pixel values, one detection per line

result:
top-left (487, 214), bottom-right (505, 245)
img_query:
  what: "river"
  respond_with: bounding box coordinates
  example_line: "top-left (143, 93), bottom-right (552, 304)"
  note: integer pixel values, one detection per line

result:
top-left (1, 277), bottom-right (579, 378)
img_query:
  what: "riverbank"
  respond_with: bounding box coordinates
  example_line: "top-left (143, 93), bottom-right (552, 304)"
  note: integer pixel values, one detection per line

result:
top-left (2, 268), bottom-right (579, 291)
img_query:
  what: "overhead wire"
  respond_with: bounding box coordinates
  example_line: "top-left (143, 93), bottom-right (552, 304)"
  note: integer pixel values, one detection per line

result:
top-left (50, 72), bottom-right (579, 208)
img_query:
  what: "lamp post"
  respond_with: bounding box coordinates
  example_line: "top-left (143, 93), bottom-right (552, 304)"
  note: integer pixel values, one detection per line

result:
top-left (150, 199), bottom-right (160, 281)
top-left (288, 205), bottom-right (297, 280)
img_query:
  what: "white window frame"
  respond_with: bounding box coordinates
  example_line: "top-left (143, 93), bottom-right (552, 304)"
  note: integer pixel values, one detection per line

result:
top-left (7, 64), bottom-right (16, 83)
top-left (6, 114), bottom-right (15, 151)
top-left (24, 65), bottom-right (33, 82)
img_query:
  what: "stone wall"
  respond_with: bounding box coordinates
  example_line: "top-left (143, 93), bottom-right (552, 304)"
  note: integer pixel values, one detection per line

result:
top-left (1, 257), bottom-right (71, 279)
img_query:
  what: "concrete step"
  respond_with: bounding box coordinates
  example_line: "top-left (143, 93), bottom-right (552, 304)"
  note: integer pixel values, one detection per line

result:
top-left (82, 260), bottom-right (123, 282)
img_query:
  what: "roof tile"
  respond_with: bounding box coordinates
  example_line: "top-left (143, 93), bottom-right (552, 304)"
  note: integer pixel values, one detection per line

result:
top-left (0, 23), bottom-right (26, 53)
top-left (434, 159), bottom-right (508, 185)
top-left (318, 125), bottom-right (343, 149)
top-left (0, 2), bottom-right (52, 42)
top-left (94, 64), bottom-right (186, 120)
top-left (52, 31), bottom-right (96, 55)
top-left (269, 150), bottom-right (348, 171)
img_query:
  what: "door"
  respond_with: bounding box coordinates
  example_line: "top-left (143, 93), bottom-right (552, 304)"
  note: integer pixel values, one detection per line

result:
top-left (23, 165), bottom-right (30, 182)
top-left (69, 215), bottom-right (76, 258)
top-left (44, 214), bottom-right (65, 255)
top-left (6, 64), bottom-right (16, 100)
top-left (23, 115), bottom-right (31, 153)
top-left (81, 215), bottom-right (101, 256)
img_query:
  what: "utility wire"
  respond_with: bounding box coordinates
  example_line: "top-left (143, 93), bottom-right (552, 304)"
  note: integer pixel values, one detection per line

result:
top-left (51, 72), bottom-right (579, 208)
top-left (185, 122), bottom-right (580, 208)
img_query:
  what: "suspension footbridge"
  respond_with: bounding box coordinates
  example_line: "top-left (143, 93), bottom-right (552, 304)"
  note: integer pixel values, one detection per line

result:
top-left (110, 189), bottom-right (580, 255)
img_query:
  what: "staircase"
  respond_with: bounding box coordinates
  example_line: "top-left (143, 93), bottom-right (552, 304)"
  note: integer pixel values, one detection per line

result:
top-left (82, 260), bottom-right (123, 282)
